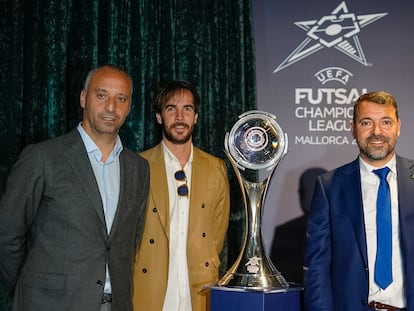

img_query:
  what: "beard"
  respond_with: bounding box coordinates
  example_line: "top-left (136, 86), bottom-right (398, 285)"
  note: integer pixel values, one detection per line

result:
top-left (162, 122), bottom-right (194, 145)
top-left (357, 134), bottom-right (396, 161)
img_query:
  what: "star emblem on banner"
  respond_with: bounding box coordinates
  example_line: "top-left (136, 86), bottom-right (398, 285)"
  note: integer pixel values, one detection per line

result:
top-left (273, 1), bottom-right (387, 73)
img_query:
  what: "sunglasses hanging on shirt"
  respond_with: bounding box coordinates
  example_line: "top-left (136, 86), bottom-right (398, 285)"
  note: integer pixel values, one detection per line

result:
top-left (174, 170), bottom-right (189, 196)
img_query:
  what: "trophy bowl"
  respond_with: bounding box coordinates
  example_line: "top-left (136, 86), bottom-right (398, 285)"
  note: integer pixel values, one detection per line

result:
top-left (218, 110), bottom-right (289, 290)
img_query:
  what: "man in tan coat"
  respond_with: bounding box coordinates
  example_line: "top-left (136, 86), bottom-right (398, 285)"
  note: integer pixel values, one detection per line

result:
top-left (133, 81), bottom-right (230, 311)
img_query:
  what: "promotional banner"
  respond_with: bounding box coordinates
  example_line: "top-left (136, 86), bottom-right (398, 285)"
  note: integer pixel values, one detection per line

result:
top-left (253, 0), bottom-right (414, 255)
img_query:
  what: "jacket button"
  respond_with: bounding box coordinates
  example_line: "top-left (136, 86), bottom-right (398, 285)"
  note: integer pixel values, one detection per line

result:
top-left (201, 204), bottom-right (205, 209)
top-left (149, 239), bottom-right (155, 244)
top-left (152, 207), bottom-right (157, 213)
top-left (202, 233), bottom-right (206, 237)
top-left (142, 268), bottom-right (147, 273)
top-left (205, 262), bottom-right (209, 267)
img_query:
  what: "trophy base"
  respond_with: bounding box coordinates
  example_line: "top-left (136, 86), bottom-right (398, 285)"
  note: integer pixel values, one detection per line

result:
top-left (218, 271), bottom-right (289, 290)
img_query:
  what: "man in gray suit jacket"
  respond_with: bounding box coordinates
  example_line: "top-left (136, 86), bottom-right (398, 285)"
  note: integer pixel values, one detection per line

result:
top-left (0, 65), bottom-right (149, 311)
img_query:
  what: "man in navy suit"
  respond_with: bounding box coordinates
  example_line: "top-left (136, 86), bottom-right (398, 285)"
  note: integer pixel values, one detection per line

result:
top-left (0, 65), bottom-right (149, 311)
top-left (304, 91), bottom-right (414, 311)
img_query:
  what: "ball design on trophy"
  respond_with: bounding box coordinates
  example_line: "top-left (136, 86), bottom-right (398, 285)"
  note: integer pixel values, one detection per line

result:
top-left (227, 111), bottom-right (287, 171)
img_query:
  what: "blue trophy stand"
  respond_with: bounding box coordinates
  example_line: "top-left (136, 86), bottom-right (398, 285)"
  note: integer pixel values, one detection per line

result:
top-left (209, 284), bottom-right (303, 311)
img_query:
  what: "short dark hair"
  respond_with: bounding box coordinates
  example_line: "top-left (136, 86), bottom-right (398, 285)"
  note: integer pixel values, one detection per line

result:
top-left (353, 91), bottom-right (398, 122)
top-left (154, 81), bottom-right (200, 114)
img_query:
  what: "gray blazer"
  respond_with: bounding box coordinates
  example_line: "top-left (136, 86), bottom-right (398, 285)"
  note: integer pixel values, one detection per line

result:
top-left (0, 129), bottom-right (149, 311)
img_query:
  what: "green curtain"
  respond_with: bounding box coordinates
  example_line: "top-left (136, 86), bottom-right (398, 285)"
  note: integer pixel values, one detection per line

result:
top-left (0, 0), bottom-right (256, 308)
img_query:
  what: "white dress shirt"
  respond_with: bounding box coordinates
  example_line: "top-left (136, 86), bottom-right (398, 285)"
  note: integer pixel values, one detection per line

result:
top-left (360, 155), bottom-right (405, 308)
top-left (162, 142), bottom-right (193, 311)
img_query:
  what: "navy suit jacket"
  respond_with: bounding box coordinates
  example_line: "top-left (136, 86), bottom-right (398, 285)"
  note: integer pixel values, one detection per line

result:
top-left (304, 155), bottom-right (414, 311)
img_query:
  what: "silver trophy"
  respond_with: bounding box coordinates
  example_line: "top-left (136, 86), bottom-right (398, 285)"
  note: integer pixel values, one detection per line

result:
top-left (218, 110), bottom-right (289, 290)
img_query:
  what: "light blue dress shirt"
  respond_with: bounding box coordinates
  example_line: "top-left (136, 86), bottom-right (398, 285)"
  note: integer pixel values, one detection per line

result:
top-left (77, 123), bottom-right (122, 294)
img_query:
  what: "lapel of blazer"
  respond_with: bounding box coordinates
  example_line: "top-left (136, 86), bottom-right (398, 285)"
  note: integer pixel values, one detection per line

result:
top-left (396, 155), bottom-right (414, 238)
top-left (148, 144), bottom-right (170, 239)
top-left (341, 158), bottom-right (368, 264)
top-left (396, 155), bottom-right (414, 213)
top-left (188, 147), bottom-right (208, 236)
top-left (64, 129), bottom-right (106, 228)
top-left (395, 155), bottom-right (414, 298)
top-left (108, 151), bottom-right (128, 239)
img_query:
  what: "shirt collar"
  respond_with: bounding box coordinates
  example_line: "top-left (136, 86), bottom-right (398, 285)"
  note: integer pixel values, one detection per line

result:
top-left (77, 123), bottom-right (123, 159)
top-left (161, 141), bottom-right (193, 168)
top-left (359, 154), bottom-right (397, 177)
